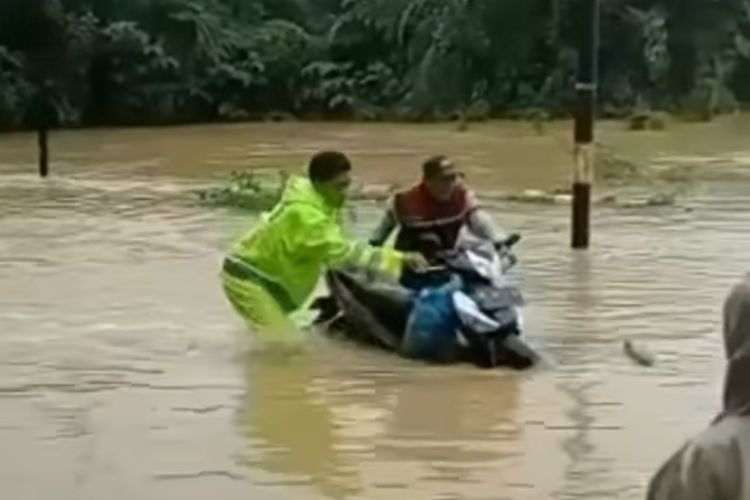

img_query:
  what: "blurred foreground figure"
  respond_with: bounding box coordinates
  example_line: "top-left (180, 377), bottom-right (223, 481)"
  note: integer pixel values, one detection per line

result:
top-left (647, 274), bottom-right (750, 500)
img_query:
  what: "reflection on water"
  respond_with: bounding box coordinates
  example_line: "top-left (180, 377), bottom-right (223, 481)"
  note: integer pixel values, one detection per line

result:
top-left (240, 351), bottom-right (364, 499)
top-left (1, 120), bottom-right (749, 499)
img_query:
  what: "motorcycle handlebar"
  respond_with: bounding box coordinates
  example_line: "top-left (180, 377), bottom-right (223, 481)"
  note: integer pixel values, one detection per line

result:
top-left (417, 233), bottom-right (522, 275)
top-left (496, 233), bottom-right (521, 250)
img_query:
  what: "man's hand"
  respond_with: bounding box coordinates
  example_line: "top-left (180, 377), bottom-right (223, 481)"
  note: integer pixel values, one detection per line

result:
top-left (402, 252), bottom-right (430, 273)
top-left (493, 241), bottom-right (508, 253)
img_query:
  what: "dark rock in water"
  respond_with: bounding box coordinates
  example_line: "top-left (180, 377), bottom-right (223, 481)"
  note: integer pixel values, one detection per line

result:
top-left (218, 104), bottom-right (250, 121)
top-left (623, 340), bottom-right (656, 367)
top-left (628, 111), bottom-right (668, 131)
top-left (264, 111), bottom-right (296, 122)
top-left (597, 194), bottom-right (618, 206)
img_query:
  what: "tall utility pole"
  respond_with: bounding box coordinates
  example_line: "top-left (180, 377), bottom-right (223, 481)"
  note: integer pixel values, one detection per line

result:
top-left (571, 0), bottom-right (600, 249)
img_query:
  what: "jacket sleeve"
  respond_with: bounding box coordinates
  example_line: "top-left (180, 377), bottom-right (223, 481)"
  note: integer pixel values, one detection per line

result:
top-left (290, 207), bottom-right (404, 278)
top-left (646, 435), bottom-right (743, 500)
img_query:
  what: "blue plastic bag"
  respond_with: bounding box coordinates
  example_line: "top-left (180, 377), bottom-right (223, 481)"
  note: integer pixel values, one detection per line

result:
top-left (402, 278), bottom-right (462, 363)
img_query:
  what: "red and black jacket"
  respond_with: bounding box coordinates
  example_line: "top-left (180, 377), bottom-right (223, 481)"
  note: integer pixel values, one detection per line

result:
top-left (392, 183), bottom-right (476, 257)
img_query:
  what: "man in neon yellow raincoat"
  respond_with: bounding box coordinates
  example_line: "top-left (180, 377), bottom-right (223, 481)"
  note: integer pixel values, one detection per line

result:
top-left (221, 151), bottom-right (426, 341)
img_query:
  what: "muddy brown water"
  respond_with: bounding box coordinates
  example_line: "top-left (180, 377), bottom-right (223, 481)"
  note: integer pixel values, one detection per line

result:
top-left (1, 118), bottom-right (750, 500)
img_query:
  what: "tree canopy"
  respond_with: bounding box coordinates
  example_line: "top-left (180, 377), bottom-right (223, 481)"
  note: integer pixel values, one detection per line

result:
top-left (1, 0), bottom-right (749, 129)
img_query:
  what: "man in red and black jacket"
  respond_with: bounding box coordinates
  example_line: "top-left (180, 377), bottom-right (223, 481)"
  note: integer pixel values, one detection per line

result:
top-left (369, 155), bottom-right (509, 263)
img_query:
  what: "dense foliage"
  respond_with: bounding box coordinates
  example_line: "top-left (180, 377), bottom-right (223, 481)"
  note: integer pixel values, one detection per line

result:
top-left (1, 0), bottom-right (749, 129)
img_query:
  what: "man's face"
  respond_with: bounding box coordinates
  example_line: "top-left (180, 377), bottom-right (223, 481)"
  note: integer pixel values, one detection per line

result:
top-left (425, 172), bottom-right (459, 201)
top-left (317, 171), bottom-right (352, 208)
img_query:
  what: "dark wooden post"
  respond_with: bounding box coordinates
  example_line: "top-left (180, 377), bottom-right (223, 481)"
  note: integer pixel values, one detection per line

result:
top-left (29, 81), bottom-right (56, 178)
top-left (571, 0), bottom-right (600, 249)
top-left (38, 127), bottom-right (49, 177)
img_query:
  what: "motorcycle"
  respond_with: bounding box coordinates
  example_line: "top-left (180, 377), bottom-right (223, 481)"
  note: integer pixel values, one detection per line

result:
top-left (310, 234), bottom-right (539, 370)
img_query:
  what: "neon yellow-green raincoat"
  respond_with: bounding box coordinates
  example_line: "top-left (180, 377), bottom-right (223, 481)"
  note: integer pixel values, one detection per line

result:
top-left (222, 176), bottom-right (404, 339)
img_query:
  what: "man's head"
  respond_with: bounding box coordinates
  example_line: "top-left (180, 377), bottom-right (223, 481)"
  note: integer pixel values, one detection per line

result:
top-left (422, 155), bottom-right (460, 201)
top-left (720, 273), bottom-right (750, 418)
top-left (308, 151), bottom-right (353, 208)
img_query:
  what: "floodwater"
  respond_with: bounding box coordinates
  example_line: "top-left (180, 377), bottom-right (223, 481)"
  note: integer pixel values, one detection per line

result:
top-left (1, 118), bottom-right (750, 500)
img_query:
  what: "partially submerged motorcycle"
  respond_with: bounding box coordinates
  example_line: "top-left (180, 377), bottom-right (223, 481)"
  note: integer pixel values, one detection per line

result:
top-left (311, 234), bottom-right (539, 370)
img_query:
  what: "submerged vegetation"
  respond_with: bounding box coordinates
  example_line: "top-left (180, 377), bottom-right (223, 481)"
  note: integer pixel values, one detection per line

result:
top-left (196, 170), bottom-right (287, 210)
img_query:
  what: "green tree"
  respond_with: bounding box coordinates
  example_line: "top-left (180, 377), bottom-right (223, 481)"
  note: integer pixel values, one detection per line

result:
top-left (1, 0), bottom-right (750, 129)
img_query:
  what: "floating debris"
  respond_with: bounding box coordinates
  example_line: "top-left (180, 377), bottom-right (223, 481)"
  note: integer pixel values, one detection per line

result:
top-left (505, 189), bottom-right (569, 205)
top-left (623, 340), bottom-right (656, 367)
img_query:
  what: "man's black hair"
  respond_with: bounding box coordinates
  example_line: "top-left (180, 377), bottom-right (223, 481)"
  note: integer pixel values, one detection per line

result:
top-left (308, 151), bottom-right (352, 183)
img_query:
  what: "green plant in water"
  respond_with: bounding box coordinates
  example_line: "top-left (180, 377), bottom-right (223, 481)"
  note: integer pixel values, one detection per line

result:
top-left (196, 169), bottom-right (288, 211)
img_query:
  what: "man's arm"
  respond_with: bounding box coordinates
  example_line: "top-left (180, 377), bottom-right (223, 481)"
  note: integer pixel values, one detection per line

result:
top-left (288, 207), bottom-right (404, 279)
top-left (465, 191), bottom-right (508, 245)
top-left (369, 199), bottom-right (398, 247)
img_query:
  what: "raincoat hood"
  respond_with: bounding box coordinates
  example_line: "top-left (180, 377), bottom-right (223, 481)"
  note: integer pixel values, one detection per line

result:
top-left (721, 273), bottom-right (750, 418)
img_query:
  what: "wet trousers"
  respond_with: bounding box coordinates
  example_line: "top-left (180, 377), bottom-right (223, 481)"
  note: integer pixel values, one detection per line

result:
top-left (221, 271), bottom-right (306, 345)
